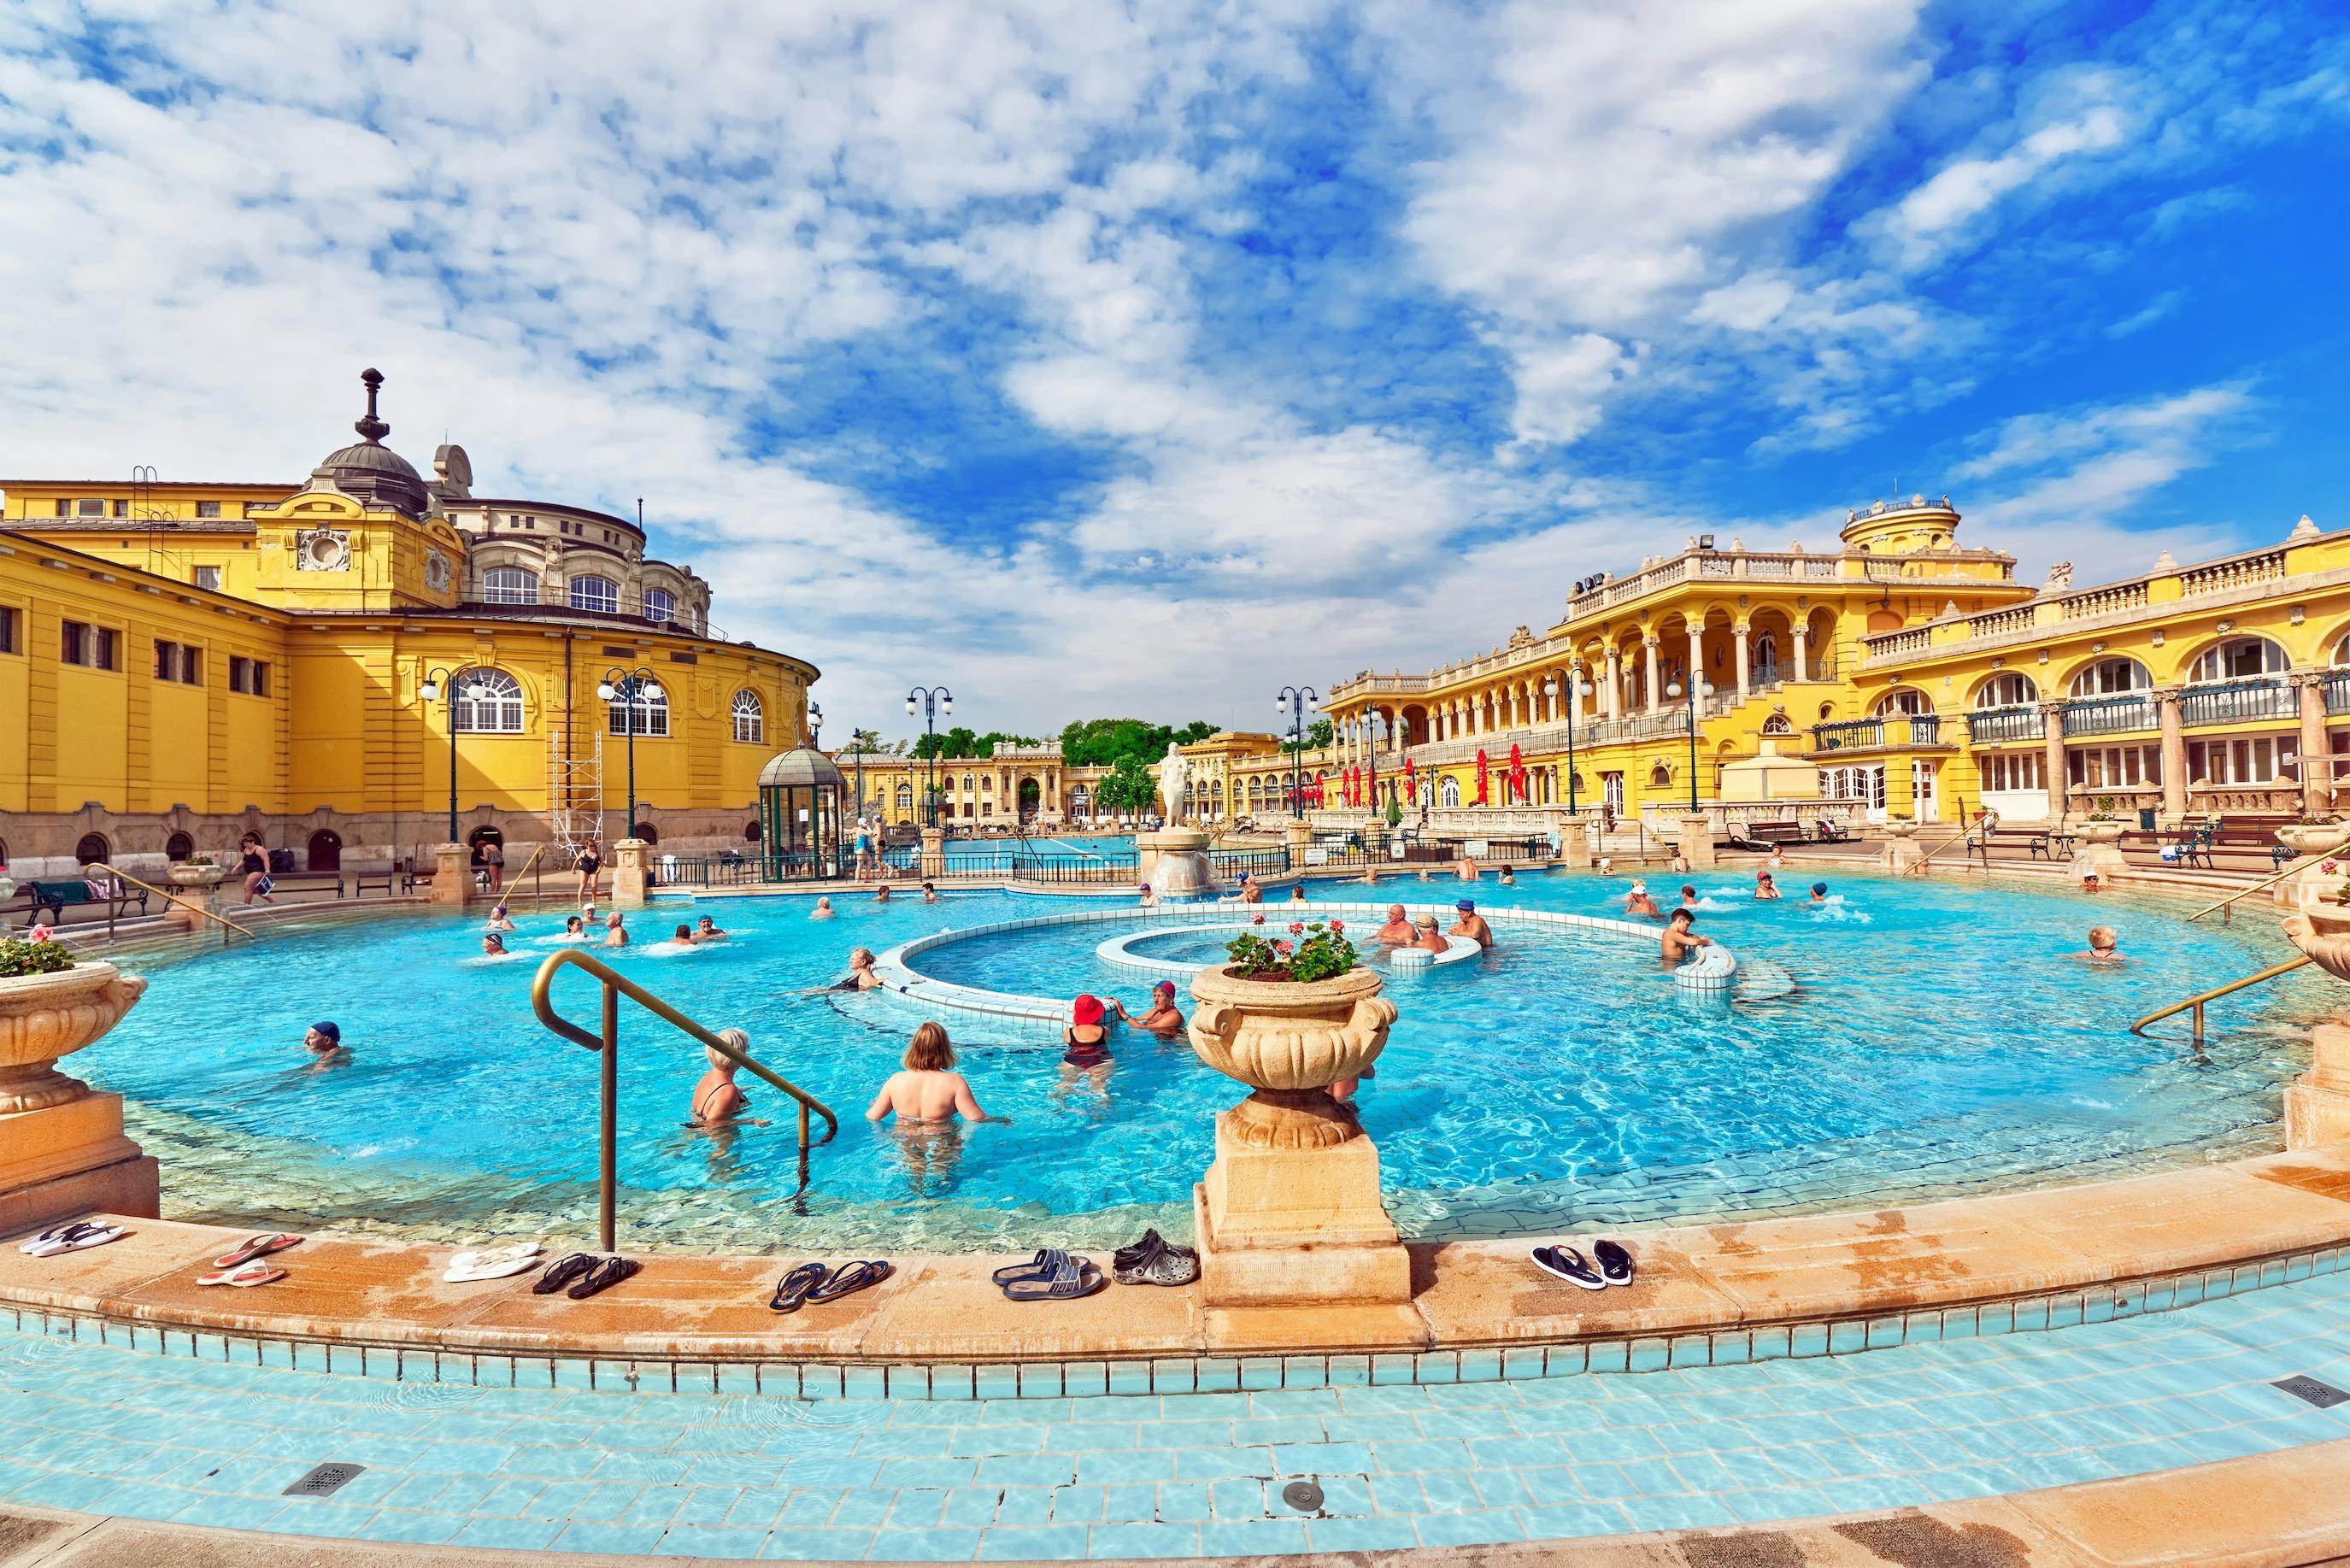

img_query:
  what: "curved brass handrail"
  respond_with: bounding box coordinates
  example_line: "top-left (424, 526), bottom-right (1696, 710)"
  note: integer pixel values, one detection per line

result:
top-left (2129, 954), bottom-right (2312, 1044)
top-left (2188, 851), bottom-right (2329, 923)
top-left (530, 947), bottom-right (839, 1249)
top-left (89, 863), bottom-right (256, 940)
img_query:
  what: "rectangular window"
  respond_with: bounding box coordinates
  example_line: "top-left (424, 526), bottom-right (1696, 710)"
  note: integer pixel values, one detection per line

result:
top-left (1981, 752), bottom-right (2044, 793)
top-left (52, 499), bottom-right (70, 517)
top-left (195, 500), bottom-right (221, 519)
top-left (0, 606), bottom-right (16, 655)
top-left (192, 566), bottom-right (221, 591)
top-left (61, 621), bottom-right (120, 670)
top-left (153, 641), bottom-right (202, 684)
top-left (2187, 735), bottom-right (2295, 785)
top-left (2066, 744), bottom-right (2162, 788)
top-left (76, 498), bottom-right (105, 517)
top-left (228, 656), bottom-right (270, 696)
top-left (112, 499), bottom-right (127, 517)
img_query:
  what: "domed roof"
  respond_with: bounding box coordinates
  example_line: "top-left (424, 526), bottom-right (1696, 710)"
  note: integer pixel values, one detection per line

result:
top-left (311, 368), bottom-right (429, 516)
top-left (759, 746), bottom-right (845, 790)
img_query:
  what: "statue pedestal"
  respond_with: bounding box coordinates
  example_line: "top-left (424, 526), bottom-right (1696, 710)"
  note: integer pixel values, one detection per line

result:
top-left (2287, 1023), bottom-right (2350, 1149)
top-left (0, 966), bottom-right (157, 1234)
top-left (1558, 819), bottom-right (1593, 868)
top-left (1677, 815), bottom-right (1717, 870)
top-left (919, 828), bottom-right (946, 881)
top-left (1282, 819), bottom-right (1313, 864)
top-left (430, 842), bottom-right (471, 907)
top-left (2072, 843), bottom-right (2129, 881)
top-left (612, 838), bottom-right (652, 907)
top-left (1881, 835), bottom-right (1924, 876)
top-left (1138, 828), bottom-right (1213, 897)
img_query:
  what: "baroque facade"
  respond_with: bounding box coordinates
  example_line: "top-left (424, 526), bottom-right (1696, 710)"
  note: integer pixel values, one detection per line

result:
top-left (831, 743), bottom-right (1111, 828)
top-left (0, 371), bottom-right (814, 876)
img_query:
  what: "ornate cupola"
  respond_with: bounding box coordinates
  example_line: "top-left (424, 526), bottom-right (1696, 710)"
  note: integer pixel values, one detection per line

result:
top-left (1839, 493), bottom-right (1961, 555)
top-left (308, 368), bottom-right (430, 518)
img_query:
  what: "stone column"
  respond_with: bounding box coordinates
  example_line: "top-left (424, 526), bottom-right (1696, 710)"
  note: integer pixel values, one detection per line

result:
top-left (2295, 671), bottom-right (2332, 814)
top-left (431, 841), bottom-right (471, 907)
top-left (611, 838), bottom-right (651, 906)
top-left (1734, 622), bottom-right (1751, 702)
top-left (2155, 688), bottom-right (2188, 822)
top-left (1605, 648), bottom-right (1622, 721)
top-left (1793, 625), bottom-right (1810, 681)
top-left (1687, 626), bottom-right (1705, 707)
top-left (1546, 678), bottom-right (1560, 725)
top-left (919, 826), bottom-right (946, 880)
top-left (2040, 702), bottom-right (2068, 821)
top-left (1677, 813), bottom-right (1717, 869)
top-left (1643, 637), bottom-right (1661, 715)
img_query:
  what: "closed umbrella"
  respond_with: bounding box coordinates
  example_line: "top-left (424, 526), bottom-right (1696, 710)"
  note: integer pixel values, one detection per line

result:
top-left (1474, 748), bottom-right (1489, 806)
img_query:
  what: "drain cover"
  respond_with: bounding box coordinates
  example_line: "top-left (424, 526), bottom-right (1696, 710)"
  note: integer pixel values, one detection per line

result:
top-left (2274, 1376), bottom-right (2350, 1409)
top-left (1280, 1480), bottom-right (1325, 1513)
top-left (283, 1463), bottom-right (366, 1497)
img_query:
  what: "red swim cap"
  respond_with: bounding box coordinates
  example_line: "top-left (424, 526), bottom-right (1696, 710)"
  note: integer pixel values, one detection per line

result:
top-left (1072, 994), bottom-right (1105, 1025)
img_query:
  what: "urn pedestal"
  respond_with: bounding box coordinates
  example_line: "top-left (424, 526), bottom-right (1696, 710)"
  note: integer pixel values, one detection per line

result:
top-left (1677, 814), bottom-right (1717, 870)
top-left (2071, 820), bottom-right (2130, 881)
top-left (0, 965), bottom-right (156, 1235)
top-left (162, 865), bottom-right (227, 931)
top-left (1879, 819), bottom-right (1923, 874)
top-left (918, 828), bottom-right (946, 882)
top-left (430, 842), bottom-right (472, 907)
top-left (2282, 910), bottom-right (2350, 1148)
top-left (1186, 963), bottom-right (1417, 1348)
top-left (611, 838), bottom-right (652, 907)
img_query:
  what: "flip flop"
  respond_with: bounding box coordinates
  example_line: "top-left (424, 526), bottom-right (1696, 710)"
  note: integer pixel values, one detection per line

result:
top-left (532, 1253), bottom-right (596, 1295)
top-left (51, 1225), bottom-right (126, 1255)
top-left (212, 1232), bottom-right (303, 1269)
top-left (768, 1261), bottom-right (829, 1313)
top-left (198, 1261), bottom-right (285, 1288)
top-left (1531, 1245), bottom-right (1606, 1291)
top-left (990, 1248), bottom-right (1068, 1286)
top-left (21, 1222), bottom-right (107, 1257)
top-left (808, 1260), bottom-right (892, 1305)
top-left (1594, 1240), bottom-right (1635, 1286)
top-left (566, 1256), bottom-right (641, 1301)
top-left (444, 1244), bottom-right (546, 1284)
top-left (1001, 1255), bottom-right (1102, 1302)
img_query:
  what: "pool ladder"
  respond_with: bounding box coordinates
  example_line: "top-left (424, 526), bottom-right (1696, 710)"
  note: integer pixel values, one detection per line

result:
top-left (530, 948), bottom-right (839, 1250)
top-left (2128, 954), bottom-right (2312, 1047)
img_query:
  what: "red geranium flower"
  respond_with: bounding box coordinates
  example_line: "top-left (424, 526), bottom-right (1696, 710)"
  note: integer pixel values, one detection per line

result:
top-left (1329, 919), bottom-right (1344, 932)
top-left (1289, 921), bottom-right (1306, 935)
top-left (1274, 940), bottom-right (1293, 954)
top-left (1252, 913), bottom-right (1266, 925)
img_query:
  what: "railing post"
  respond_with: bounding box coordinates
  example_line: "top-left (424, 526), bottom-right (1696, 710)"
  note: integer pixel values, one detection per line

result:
top-left (600, 980), bottom-right (620, 1253)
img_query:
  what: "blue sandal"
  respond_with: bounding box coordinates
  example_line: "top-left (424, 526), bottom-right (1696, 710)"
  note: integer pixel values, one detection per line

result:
top-left (1000, 1255), bottom-right (1102, 1302)
top-left (808, 1260), bottom-right (893, 1305)
top-left (991, 1248), bottom-right (1069, 1286)
top-left (769, 1260), bottom-right (828, 1313)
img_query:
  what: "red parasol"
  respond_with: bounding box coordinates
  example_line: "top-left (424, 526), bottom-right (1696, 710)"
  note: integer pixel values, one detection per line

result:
top-left (1474, 748), bottom-right (1489, 806)
top-left (1508, 743), bottom-right (1527, 803)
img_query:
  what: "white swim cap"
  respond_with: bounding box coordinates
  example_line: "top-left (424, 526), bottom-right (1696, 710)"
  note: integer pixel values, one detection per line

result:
top-left (1630, 881), bottom-right (1647, 893)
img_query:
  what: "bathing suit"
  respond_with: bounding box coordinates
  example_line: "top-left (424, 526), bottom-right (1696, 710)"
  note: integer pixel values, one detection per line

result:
top-left (1061, 1026), bottom-right (1111, 1068)
top-left (240, 850), bottom-right (265, 876)
top-left (693, 1083), bottom-right (746, 1122)
top-left (578, 854), bottom-right (601, 878)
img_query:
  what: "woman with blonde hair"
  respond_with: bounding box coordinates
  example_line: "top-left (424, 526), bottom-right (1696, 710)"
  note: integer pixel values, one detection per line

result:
top-left (865, 1024), bottom-right (1008, 1125)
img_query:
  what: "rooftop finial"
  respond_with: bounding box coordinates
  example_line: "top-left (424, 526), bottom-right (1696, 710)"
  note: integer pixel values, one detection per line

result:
top-left (355, 367), bottom-right (389, 443)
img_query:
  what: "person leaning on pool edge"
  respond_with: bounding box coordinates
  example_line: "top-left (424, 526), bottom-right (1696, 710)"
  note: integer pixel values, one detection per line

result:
top-left (1661, 907), bottom-right (1711, 965)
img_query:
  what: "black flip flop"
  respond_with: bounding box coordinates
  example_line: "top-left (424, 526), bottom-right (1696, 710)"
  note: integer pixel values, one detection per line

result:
top-left (532, 1252), bottom-right (596, 1295)
top-left (769, 1261), bottom-right (828, 1313)
top-left (1595, 1240), bottom-right (1634, 1286)
top-left (567, 1255), bottom-right (640, 1301)
top-left (991, 1248), bottom-right (1068, 1286)
top-left (1531, 1245), bottom-right (1606, 1291)
top-left (809, 1260), bottom-right (892, 1304)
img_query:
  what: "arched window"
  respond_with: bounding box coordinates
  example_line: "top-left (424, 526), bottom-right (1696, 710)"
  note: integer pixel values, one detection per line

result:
top-left (74, 832), bottom-right (110, 866)
top-left (1973, 672), bottom-right (2038, 708)
top-left (452, 668), bottom-right (526, 733)
top-left (1874, 688), bottom-right (1934, 717)
top-left (570, 575), bottom-right (620, 614)
top-left (1760, 714), bottom-right (1794, 736)
top-left (1440, 776), bottom-right (1461, 807)
top-left (896, 784), bottom-right (914, 813)
top-left (643, 586), bottom-right (677, 624)
top-left (631, 820), bottom-right (658, 844)
top-left (2071, 658), bottom-right (2151, 696)
top-left (744, 819), bottom-right (762, 842)
top-left (608, 682), bottom-right (669, 737)
top-left (731, 690), bottom-right (763, 744)
top-left (1649, 763), bottom-right (1672, 788)
top-left (482, 567), bottom-right (538, 605)
top-left (2188, 636), bottom-right (2288, 682)
top-left (165, 831), bottom-right (196, 862)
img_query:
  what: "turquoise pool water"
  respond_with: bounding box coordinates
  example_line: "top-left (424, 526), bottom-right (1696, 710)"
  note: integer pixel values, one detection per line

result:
top-left (76, 869), bottom-right (2323, 1253)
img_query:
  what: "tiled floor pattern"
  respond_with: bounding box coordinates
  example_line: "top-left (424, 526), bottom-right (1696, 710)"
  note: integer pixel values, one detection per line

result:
top-left (6, 1273), bottom-right (2350, 1560)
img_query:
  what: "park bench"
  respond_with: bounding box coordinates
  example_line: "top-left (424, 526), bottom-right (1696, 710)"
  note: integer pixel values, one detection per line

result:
top-left (14, 877), bottom-right (150, 928)
top-left (1724, 819), bottom-right (1810, 850)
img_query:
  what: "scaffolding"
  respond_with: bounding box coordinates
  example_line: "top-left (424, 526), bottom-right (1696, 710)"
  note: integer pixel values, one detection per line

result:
top-left (549, 714), bottom-right (603, 866)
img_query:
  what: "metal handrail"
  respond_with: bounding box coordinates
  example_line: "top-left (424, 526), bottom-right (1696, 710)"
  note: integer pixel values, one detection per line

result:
top-left (2128, 954), bottom-right (2312, 1045)
top-left (529, 948), bottom-right (838, 1249)
top-left (89, 863), bottom-right (256, 942)
top-left (2187, 850), bottom-right (2334, 924)
top-left (1901, 800), bottom-right (1977, 876)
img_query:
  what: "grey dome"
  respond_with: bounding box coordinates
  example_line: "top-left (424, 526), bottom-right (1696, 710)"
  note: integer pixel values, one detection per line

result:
top-left (759, 747), bottom-right (845, 790)
top-left (312, 368), bottom-right (429, 516)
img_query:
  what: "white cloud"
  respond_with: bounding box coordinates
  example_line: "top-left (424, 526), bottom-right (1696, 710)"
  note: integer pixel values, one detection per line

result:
top-left (2104, 289), bottom-right (2188, 339)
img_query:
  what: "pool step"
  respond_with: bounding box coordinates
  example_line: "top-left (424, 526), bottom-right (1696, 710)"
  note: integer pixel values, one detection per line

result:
top-left (1736, 958), bottom-right (1798, 1002)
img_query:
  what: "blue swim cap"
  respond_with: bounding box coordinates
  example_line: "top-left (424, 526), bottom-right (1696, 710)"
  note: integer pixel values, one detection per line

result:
top-left (310, 1020), bottom-right (340, 1043)
top-left (1812, 883), bottom-right (1829, 896)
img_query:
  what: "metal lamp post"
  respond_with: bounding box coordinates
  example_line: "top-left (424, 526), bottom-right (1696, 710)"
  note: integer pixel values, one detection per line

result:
top-left (596, 665), bottom-right (661, 842)
top-left (906, 685), bottom-right (954, 828)
top-left (1275, 684), bottom-right (1319, 819)
top-left (1664, 675), bottom-right (1713, 813)
top-left (418, 666), bottom-right (488, 843)
top-left (1546, 671), bottom-right (1595, 813)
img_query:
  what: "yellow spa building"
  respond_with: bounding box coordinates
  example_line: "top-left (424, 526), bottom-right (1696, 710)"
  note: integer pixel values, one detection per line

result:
top-left (0, 370), bottom-right (816, 878)
top-left (1314, 498), bottom-right (2350, 831)
top-left (829, 744), bottom-right (1112, 829)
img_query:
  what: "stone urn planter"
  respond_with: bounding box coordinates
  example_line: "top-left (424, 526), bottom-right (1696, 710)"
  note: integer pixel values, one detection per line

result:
top-left (2283, 905), bottom-right (2350, 983)
top-left (0, 963), bottom-right (150, 1114)
top-left (2075, 819), bottom-right (2129, 845)
top-left (1187, 962), bottom-right (1396, 1150)
top-left (1881, 819), bottom-right (1920, 839)
top-left (166, 863), bottom-right (227, 890)
top-left (2278, 823), bottom-right (2350, 858)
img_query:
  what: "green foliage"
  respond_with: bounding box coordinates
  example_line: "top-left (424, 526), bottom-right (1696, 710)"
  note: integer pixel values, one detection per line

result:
top-left (1094, 755), bottom-right (1159, 818)
top-left (1300, 719), bottom-right (1333, 750)
top-left (0, 939), bottom-right (73, 978)
top-left (1225, 919), bottom-right (1357, 983)
top-left (908, 728), bottom-right (1041, 761)
top-left (1059, 717), bottom-right (1217, 769)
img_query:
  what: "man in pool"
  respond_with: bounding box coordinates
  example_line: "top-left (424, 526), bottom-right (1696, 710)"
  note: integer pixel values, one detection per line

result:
top-left (812, 896), bottom-right (835, 919)
top-left (1448, 899), bottom-right (1493, 947)
top-left (1498, 866), bottom-right (1516, 887)
top-left (1236, 874), bottom-right (1262, 904)
top-left (695, 915), bottom-right (728, 941)
top-left (1455, 854), bottom-right (1479, 882)
top-left (874, 884), bottom-right (891, 903)
top-left (673, 923), bottom-right (697, 945)
top-left (303, 1021), bottom-right (344, 1058)
top-left (1412, 914), bottom-right (1451, 954)
top-left (2072, 925), bottom-right (2125, 963)
top-left (1661, 908), bottom-right (1712, 965)
top-left (602, 911), bottom-right (628, 948)
top-left (1374, 904), bottom-right (1415, 943)
top-left (1624, 881), bottom-right (1660, 917)
top-left (482, 931), bottom-right (510, 955)
top-left (1754, 871), bottom-right (1781, 901)
top-left (1679, 884), bottom-right (1701, 909)
top-left (1288, 883), bottom-right (1308, 903)
top-left (921, 881), bottom-right (938, 904)
top-left (865, 1022), bottom-right (1008, 1125)
top-left (1810, 882), bottom-right (1830, 903)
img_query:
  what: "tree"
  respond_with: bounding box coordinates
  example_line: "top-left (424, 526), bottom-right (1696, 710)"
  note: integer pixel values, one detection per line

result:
top-left (1174, 719), bottom-right (1217, 745)
top-left (1058, 717), bottom-right (1219, 770)
top-left (1095, 755), bottom-right (1159, 820)
top-left (1302, 719), bottom-right (1333, 750)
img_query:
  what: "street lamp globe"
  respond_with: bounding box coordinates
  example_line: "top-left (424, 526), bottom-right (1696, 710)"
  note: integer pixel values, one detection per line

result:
top-left (905, 696), bottom-right (916, 715)
top-left (596, 681), bottom-right (617, 701)
top-left (942, 696), bottom-right (954, 716)
top-left (419, 678), bottom-right (440, 702)
top-left (642, 681), bottom-right (663, 702)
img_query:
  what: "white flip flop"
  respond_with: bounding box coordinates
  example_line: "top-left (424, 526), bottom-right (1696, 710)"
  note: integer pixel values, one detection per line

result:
top-left (50, 1225), bottom-right (125, 1254)
top-left (20, 1221), bottom-right (102, 1255)
top-left (444, 1242), bottom-right (544, 1283)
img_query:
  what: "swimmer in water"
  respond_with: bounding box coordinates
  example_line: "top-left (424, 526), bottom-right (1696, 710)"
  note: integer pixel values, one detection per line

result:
top-left (690, 1030), bottom-right (768, 1127)
top-left (811, 897), bottom-right (835, 919)
top-left (875, 884), bottom-right (891, 903)
top-left (1289, 883), bottom-right (1308, 903)
top-left (831, 947), bottom-right (882, 990)
top-left (1413, 914), bottom-right (1451, 954)
top-left (1498, 866), bottom-right (1516, 887)
top-left (1669, 849), bottom-right (1691, 874)
top-left (865, 1023), bottom-right (1007, 1125)
top-left (1062, 994), bottom-right (1116, 1075)
top-left (673, 923), bottom-right (696, 945)
top-left (485, 904), bottom-right (515, 932)
top-left (921, 881), bottom-right (938, 904)
top-left (1810, 882), bottom-right (1830, 903)
top-left (1237, 874), bottom-right (1262, 904)
top-left (482, 931), bottom-right (509, 955)
top-left (1373, 904), bottom-right (1416, 944)
top-left (303, 1021), bottom-right (344, 1059)
top-left (1624, 881), bottom-right (1660, 918)
top-left (1754, 871), bottom-right (1781, 901)
top-left (2079, 868), bottom-right (2104, 894)
top-left (1448, 900), bottom-right (1492, 947)
top-left (1137, 881), bottom-right (1160, 907)
top-left (603, 911), bottom-right (628, 948)
top-left (1765, 848), bottom-right (1787, 871)
top-left (1679, 884), bottom-right (1700, 909)
top-left (563, 914), bottom-right (585, 939)
top-left (695, 915), bottom-right (728, 941)
top-left (1660, 908), bottom-right (1711, 966)
top-left (1597, 855), bottom-right (1614, 877)
top-left (1131, 980), bottom-right (1184, 1036)
top-left (2072, 925), bottom-right (2124, 963)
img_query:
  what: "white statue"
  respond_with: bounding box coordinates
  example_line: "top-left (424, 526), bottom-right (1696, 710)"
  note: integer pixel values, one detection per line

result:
top-left (2044, 561), bottom-right (2074, 591)
top-left (1158, 742), bottom-right (1188, 825)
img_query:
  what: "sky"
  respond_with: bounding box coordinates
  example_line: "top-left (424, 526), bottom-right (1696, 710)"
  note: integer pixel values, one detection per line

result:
top-left (2, 1), bottom-right (2345, 743)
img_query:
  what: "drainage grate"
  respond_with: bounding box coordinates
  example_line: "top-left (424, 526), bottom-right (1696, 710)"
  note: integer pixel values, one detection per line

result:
top-left (283, 1463), bottom-right (366, 1497)
top-left (2273, 1376), bottom-right (2350, 1409)
top-left (1280, 1480), bottom-right (1325, 1513)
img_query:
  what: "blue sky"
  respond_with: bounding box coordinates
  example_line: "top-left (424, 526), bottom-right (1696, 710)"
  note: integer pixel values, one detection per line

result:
top-left (1, 0), bottom-right (2344, 737)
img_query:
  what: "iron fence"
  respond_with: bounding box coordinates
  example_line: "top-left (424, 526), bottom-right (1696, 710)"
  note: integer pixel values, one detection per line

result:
top-left (1211, 849), bottom-right (1293, 881)
top-left (2329, 670), bottom-right (2350, 716)
top-left (2179, 678), bottom-right (2295, 728)
top-left (1965, 705), bottom-right (2039, 744)
top-left (2060, 696), bottom-right (2159, 737)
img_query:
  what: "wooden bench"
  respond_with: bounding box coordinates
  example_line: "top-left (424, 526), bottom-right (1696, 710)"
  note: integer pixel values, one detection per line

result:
top-left (16, 878), bottom-right (150, 927)
top-left (1724, 819), bottom-right (1811, 849)
top-left (347, 864), bottom-right (415, 897)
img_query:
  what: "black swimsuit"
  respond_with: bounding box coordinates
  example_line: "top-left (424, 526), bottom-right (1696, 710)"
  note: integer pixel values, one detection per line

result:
top-left (1062, 1026), bottom-right (1111, 1068)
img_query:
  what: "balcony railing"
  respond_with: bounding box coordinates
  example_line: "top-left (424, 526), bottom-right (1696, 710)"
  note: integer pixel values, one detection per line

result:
top-left (2327, 669), bottom-right (2350, 716)
top-left (1811, 716), bottom-right (1944, 751)
top-left (2060, 696), bottom-right (2157, 737)
top-left (2179, 678), bottom-right (2295, 728)
top-left (1965, 705), bottom-right (2040, 744)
